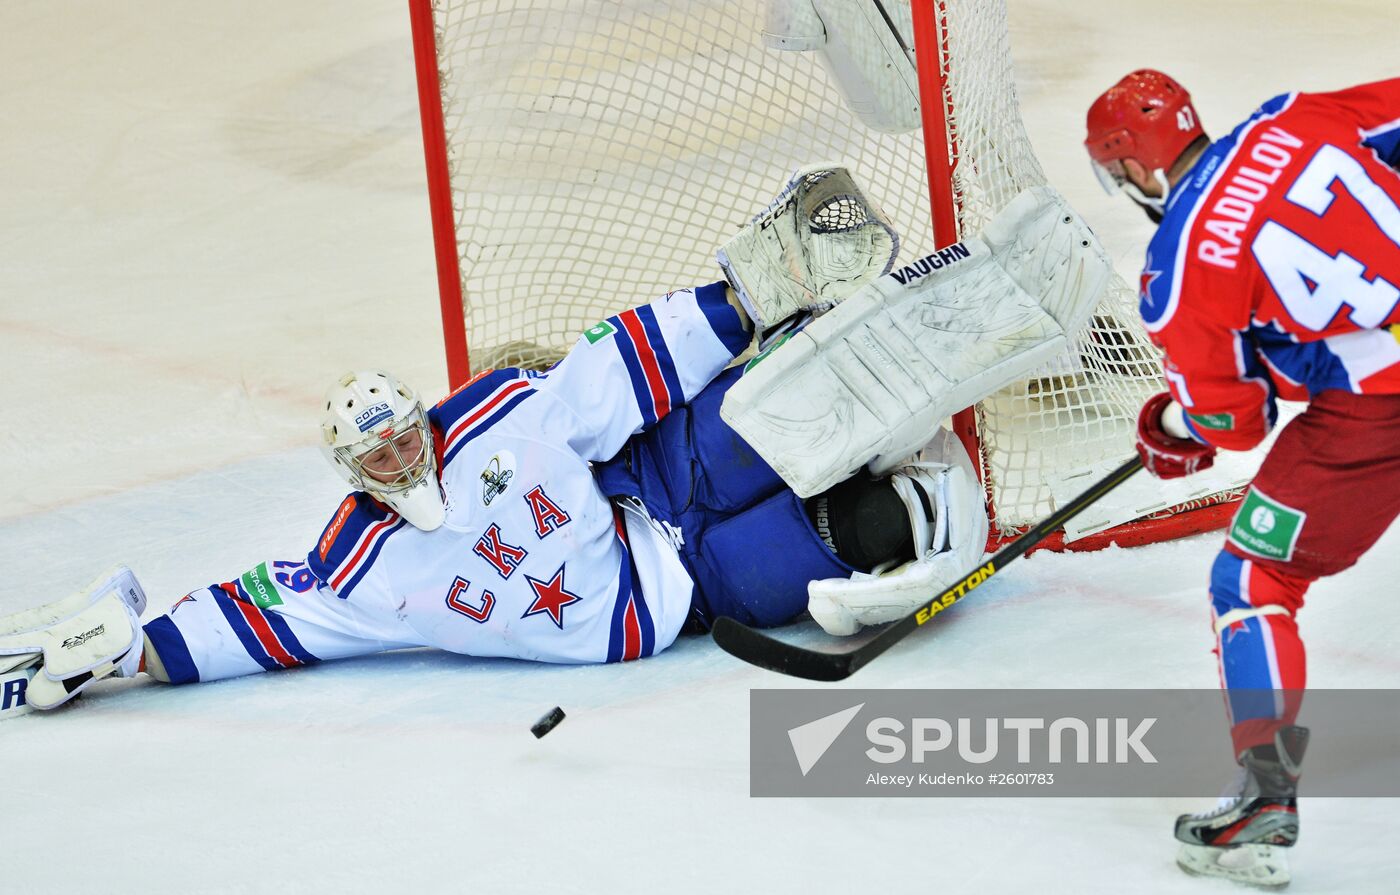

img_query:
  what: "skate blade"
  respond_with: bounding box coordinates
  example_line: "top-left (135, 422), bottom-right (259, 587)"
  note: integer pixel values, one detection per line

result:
top-left (1177, 843), bottom-right (1291, 888)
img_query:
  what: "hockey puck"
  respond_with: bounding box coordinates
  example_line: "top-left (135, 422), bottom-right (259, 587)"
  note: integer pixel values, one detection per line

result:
top-left (531, 706), bottom-right (566, 738)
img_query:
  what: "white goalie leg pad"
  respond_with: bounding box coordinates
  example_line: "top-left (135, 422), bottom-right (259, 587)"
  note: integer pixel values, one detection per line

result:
top-left (0, 565), bottom-right (147, 710)
top-left (720, 186), bottom-right (1112, 496)
top-left (979, 186), bottom-right (1112, 339)
top-left (717, 163), bottom-right (899, 329)
top-left (808, 428), bottom-right (989, 636)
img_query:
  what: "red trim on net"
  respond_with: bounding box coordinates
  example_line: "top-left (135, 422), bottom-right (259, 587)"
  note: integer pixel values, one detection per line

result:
top-left (912, 1), bottom-right (996, 533)
top-left (409, 0), bottom-right (472, 389)
top-left (989, 497), bottom-right (1241, 555)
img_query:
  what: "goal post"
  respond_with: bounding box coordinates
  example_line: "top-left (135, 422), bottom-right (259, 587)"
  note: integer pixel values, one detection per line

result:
top-left (408, 0), bottom-right (471, 385)
top-left (408, 0), bottom-right (1251, 549)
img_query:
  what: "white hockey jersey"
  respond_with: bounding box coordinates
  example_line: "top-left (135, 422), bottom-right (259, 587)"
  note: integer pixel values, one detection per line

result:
top-left (289, 285), bottom-right (752, 665)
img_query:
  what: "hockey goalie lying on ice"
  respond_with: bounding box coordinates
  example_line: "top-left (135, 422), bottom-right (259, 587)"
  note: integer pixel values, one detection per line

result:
top-left (0, 166), bottom-right (1111, 717)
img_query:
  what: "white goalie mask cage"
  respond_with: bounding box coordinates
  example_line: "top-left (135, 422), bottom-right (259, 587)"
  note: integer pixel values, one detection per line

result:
top-left (320, 371), bottom-right (447, 531)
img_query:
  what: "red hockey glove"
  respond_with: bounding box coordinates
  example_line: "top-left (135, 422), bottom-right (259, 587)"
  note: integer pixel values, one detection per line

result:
top-left (1136, 392), bottom-right (1217, 479)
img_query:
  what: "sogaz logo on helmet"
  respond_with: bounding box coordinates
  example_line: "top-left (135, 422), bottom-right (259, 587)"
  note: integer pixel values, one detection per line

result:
top-left (354, 402), bottom-right (394, 432)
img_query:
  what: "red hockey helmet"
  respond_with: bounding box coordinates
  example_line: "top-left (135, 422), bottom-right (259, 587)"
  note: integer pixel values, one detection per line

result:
top-left (1085, 69), bottom-right (1204, 184)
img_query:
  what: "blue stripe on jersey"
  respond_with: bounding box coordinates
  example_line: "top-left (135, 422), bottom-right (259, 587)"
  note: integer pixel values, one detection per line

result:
top-left (1363, 121), bottom-right (1400, 169)
top-left (605, 546), bottom-right (653, 662)
top-left (430, 369), bottom-right (526, 432)
top-left (1238, 333), bottom-right (1282, 431)
top-left (440, 390), bottom-right (533, 468)
top-left (262, 610), bottom-right (320, 665)
top-left (306, 493), bottom-right (394, 589)
top-left (1181, 413), bottom-right (1207, 444)
top-left (337, 517), bottom-right (410, 599)
top-left (631, 563), bottom-right (656, 659)
top-left (635, 304), bottom-right (685, 410)
top-left (605, 551), bottom-right (633, 664)
top-left (210, 586), bottom-right (282, 672)
top-left (1252, 327), bottom-right (1351, 393)
top-left (611, 316), bottom-right (658, 426)
top-left (142, 616), bottom-right (200, 685)
top-left (694, 280), bottom-right (752, 357)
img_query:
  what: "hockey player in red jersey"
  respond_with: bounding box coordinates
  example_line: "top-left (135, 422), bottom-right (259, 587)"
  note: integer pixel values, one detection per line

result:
top-left (1086, 71), bottom-right (1400, 887)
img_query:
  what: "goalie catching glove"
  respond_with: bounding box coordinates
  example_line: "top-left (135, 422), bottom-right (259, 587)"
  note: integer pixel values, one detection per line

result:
top-left (718, 163), bottom-right (899, 329)
top-left (807, 428), bottom-right (988, 636)
top-left (0, 565), bottom-right (147, 712)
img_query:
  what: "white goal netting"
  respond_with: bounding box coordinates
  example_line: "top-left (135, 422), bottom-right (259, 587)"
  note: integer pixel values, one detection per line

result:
top-left (416, 0), bottom-right (1227, 537)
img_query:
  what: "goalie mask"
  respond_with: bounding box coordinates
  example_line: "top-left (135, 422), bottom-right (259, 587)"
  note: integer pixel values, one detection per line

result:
top-left (320, 371), bottom-right (446, 531)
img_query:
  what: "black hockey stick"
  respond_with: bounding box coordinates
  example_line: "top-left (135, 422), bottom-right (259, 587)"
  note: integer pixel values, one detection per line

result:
top-left (711, 455), bottom-right (1144, 681)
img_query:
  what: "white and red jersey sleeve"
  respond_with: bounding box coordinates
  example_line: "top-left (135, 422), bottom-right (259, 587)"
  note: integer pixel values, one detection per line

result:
top-left (527, 281), bottom-right (751, 463)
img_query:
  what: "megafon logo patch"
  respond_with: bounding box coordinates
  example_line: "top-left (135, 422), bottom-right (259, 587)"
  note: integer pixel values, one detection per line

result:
top-left (788, 703), bottom-right (864, 776)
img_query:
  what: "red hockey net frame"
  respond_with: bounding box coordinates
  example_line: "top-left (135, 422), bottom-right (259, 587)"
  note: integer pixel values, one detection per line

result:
top-left (409, 0), bottom-right (1240, 553)
top-left (907, 0), bottom-right (1237, 551)
top-left (409, 0), bottom-right (472, 385)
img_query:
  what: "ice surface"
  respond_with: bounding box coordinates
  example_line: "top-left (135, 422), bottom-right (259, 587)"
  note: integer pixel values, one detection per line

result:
top-left (2, 1), bottom-right (1395, 892)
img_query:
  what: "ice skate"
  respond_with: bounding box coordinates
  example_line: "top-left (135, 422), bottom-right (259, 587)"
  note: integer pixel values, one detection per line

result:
top-left (1174, 726), bottom-right (1308, 889)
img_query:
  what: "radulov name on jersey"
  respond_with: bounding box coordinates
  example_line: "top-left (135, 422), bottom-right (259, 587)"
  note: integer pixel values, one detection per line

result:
top-left (888, 243), bottom-right (973, 285)
top-left (1197, 126), bottom-right (1303, 270)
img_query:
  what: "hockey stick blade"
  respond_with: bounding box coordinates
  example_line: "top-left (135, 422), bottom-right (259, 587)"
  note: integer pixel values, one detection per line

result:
top-left (712, 455), bottom-right (1144, 680)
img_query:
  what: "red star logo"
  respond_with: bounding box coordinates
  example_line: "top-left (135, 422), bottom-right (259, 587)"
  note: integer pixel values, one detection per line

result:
top-left (521, 564), bottom-right (581, 629)
top-left (1221, 618), bottom-right (1250, 644)
top-left (1139, 267), bottom-right (1162, 298)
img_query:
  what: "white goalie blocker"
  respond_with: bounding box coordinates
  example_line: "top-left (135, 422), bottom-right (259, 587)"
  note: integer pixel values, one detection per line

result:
top-left (0, 565), bottom-right (147, 716)
top-left (719, 185), bottom-right (1114, 634)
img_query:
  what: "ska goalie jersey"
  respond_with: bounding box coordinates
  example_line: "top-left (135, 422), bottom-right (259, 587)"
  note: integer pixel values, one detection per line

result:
top-left (1141, 78), bottom-right (1400, 450)
top-left (141, 284), bottom-right (752, 684)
